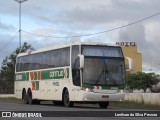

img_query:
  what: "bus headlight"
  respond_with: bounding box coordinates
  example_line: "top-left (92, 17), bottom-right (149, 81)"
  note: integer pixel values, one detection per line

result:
top-left (84, 88), bottom-right (93, 92)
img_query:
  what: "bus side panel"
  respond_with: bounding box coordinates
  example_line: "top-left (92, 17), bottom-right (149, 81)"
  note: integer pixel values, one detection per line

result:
top-left (31, 79), bottom-right (72, 101)
top-left (14, 81), bottom-right (32, 99)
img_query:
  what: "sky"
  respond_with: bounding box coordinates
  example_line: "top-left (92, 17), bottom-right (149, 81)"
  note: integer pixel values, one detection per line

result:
top-left (0, 0), bottom-right (160, 72)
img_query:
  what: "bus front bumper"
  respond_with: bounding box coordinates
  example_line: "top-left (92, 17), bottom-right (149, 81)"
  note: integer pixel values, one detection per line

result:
top-left (76, 91), bottom-right (125, 102)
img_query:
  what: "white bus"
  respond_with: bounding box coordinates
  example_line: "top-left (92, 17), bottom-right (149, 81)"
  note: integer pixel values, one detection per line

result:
top-left (15, 42), bottom-right (126, 108)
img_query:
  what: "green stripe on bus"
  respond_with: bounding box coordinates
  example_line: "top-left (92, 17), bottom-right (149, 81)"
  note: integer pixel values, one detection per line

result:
top-left (34, 71), bottom-right (38, 80)
top-left (15, 68), bottom-right (69, 81)
top-left (41, 68), bottom-right (69, 80)
top-left (35, 81), bottom-right (39, 90)
top-left (26, 72), bottom-right (29, 81)
top-left (16, 73), bottom-right (28, 81)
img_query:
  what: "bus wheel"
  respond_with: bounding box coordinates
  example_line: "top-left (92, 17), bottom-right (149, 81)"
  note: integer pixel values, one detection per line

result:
top-left (63, 89), bottom-right (74, 107)
top-left (99, 102), bottom-right (109, 108)
top-left (27, 89), bottom-right (33, 105)
top-left (23, 90), bottom-right (28, 104)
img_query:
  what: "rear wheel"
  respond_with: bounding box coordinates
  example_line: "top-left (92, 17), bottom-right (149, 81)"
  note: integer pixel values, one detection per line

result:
top-left (63, 89), bottom-right (74, 107)
top-left (99, 102), bottom-right (109, 108)
top-left (27, 89), bottom-right (33, 105)
top-left (23, 90), bottom-right (28, 104)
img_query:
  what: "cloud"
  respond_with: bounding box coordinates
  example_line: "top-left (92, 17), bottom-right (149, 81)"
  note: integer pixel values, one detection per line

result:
top-left (28, 0), bottom-right (159, 26)
top-left (0, 20), bottom-right (16, 32)
top-left (118, 21), bottom-right (160, 71)
top-left (0, 34), bottom-right (19, 65)
top-left (1, 0), bottom-right (160, 72)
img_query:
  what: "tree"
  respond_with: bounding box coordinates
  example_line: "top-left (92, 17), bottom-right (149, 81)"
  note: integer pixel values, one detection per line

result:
top-left (0, 42), bottom-right (34, 94)
top-left (126, 72), bottom-right (160, 93)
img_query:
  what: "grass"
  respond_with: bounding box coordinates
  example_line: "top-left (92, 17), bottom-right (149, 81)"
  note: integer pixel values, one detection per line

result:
top-left (0, 97), bottom-right (22, 102)
top-left (1, 97), bottom-right (160, 110)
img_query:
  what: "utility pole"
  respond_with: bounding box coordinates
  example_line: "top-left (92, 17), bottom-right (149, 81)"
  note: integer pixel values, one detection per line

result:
top-left (15, 0), bottom-right (28, 52)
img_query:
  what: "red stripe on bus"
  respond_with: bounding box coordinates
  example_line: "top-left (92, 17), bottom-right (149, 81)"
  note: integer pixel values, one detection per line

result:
top-left (32, 81), bottom-right (36, 90)
top-left (30, 72), bottom-right (34, 80)
top-left (38, 71), bottom-right (41, 80)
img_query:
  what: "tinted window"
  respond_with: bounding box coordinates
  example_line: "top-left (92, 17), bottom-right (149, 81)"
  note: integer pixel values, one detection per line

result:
top-left (82, 46), bottom-right (123, 57)
top-left (16, 47), bottom-right (70, 72)
top-left (71, 45), bottom-right (79, 68)
top-left (60, 47), bottom-right (70, 67)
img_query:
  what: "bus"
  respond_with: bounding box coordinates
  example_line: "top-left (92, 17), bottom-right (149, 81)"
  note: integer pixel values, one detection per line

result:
top-left (15, 42), bottom-right (126, 108)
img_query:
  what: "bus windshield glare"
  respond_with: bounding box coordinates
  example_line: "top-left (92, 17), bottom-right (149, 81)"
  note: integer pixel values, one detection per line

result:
top-left (82, 46), bottom-right (125, 86)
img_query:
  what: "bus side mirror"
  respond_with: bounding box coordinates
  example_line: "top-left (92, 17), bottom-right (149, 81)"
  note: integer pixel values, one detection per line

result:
top-left (125, 57), bottom-right (133, 71)
top-left (78, 54), bottom-right (84, 69)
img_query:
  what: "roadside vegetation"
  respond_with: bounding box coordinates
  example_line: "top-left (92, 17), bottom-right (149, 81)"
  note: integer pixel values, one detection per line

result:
top-left (0, 97), bottom-right (22, 102)
top-left (126, 72), bottom-right (160, 93)
top-left (0, 42), bottom-right (34, 94)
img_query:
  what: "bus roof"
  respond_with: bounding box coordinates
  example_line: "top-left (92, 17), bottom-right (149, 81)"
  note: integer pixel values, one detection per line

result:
top-left (17, 42), bottom-right (119, 57)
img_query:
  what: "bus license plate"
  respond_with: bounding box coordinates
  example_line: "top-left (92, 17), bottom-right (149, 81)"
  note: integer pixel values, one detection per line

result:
top-left (102, 95), bottom-right (109, 98)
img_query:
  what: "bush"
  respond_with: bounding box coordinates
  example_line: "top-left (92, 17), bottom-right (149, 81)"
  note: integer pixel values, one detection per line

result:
top-left (126, 72), bottom-right (160, 92)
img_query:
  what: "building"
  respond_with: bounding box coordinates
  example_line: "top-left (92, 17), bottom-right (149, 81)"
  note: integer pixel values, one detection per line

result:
top-left (116, 42), bottom-right (142, 73)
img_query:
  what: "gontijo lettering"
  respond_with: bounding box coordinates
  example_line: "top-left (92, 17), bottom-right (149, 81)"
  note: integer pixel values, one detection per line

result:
top-left (16, 75), bottom-right (22, 80)
top-left (49, 70), bottom-right (63, 78)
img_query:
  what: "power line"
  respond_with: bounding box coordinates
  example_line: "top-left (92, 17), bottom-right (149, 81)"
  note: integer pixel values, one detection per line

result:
top-left (22, 12), bottom-right (160, 38)
top-left (0, 31), bottom-right (19, 51)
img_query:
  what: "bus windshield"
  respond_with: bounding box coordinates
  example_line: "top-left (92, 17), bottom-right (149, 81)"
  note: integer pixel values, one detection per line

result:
top-left (82, 45), bottom-right (125, 86)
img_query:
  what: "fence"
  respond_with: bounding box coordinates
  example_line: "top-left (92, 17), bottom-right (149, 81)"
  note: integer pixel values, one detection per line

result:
top-left (125, 93), bottom-right (160, 105)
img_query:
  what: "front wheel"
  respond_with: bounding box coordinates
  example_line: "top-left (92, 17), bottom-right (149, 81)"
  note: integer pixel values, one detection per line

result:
top-left (63, 89), bottom-right (74, 107)
top-left (99, 102), bottom-right (109, 108)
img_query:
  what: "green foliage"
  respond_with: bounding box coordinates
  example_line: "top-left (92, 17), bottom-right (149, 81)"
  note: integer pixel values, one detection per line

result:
top-left (0, 42), bottom-right (34, 94)
top-left (126, 72), bottom-right (160, 92)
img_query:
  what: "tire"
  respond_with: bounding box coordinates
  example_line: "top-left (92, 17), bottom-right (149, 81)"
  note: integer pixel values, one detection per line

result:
top-left (23, 91), bottom-right (28, 104)
top-left (27, 90), bottom-right (33, 105)
top-left (63, 89), bottom-right (74, 107)
top-left (99, 102), bottom-right (109, 108)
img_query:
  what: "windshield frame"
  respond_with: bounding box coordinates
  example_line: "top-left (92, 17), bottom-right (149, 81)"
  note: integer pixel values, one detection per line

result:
top-left (81, 45), bottom-right (123, 58)
top-left (82, 56), bottom-right (126, 86)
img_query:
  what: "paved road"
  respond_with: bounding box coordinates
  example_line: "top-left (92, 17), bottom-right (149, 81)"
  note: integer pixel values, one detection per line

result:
top-left (0, 101), bottom-right (159, 120)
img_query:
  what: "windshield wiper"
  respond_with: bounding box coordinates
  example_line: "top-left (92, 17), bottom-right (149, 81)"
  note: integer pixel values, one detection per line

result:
top-left (95, 64), bottom-right (109, 85)
top-left (95, 63), bottom-right (118, 85)
top-left (104, 64), bottom-right (109, 84)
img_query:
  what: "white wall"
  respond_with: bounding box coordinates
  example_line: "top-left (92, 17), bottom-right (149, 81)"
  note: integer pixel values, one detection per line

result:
top-left (125, 93), bottom-right (160, 105)
top-left (0, 94), bottom-right (14, 98)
